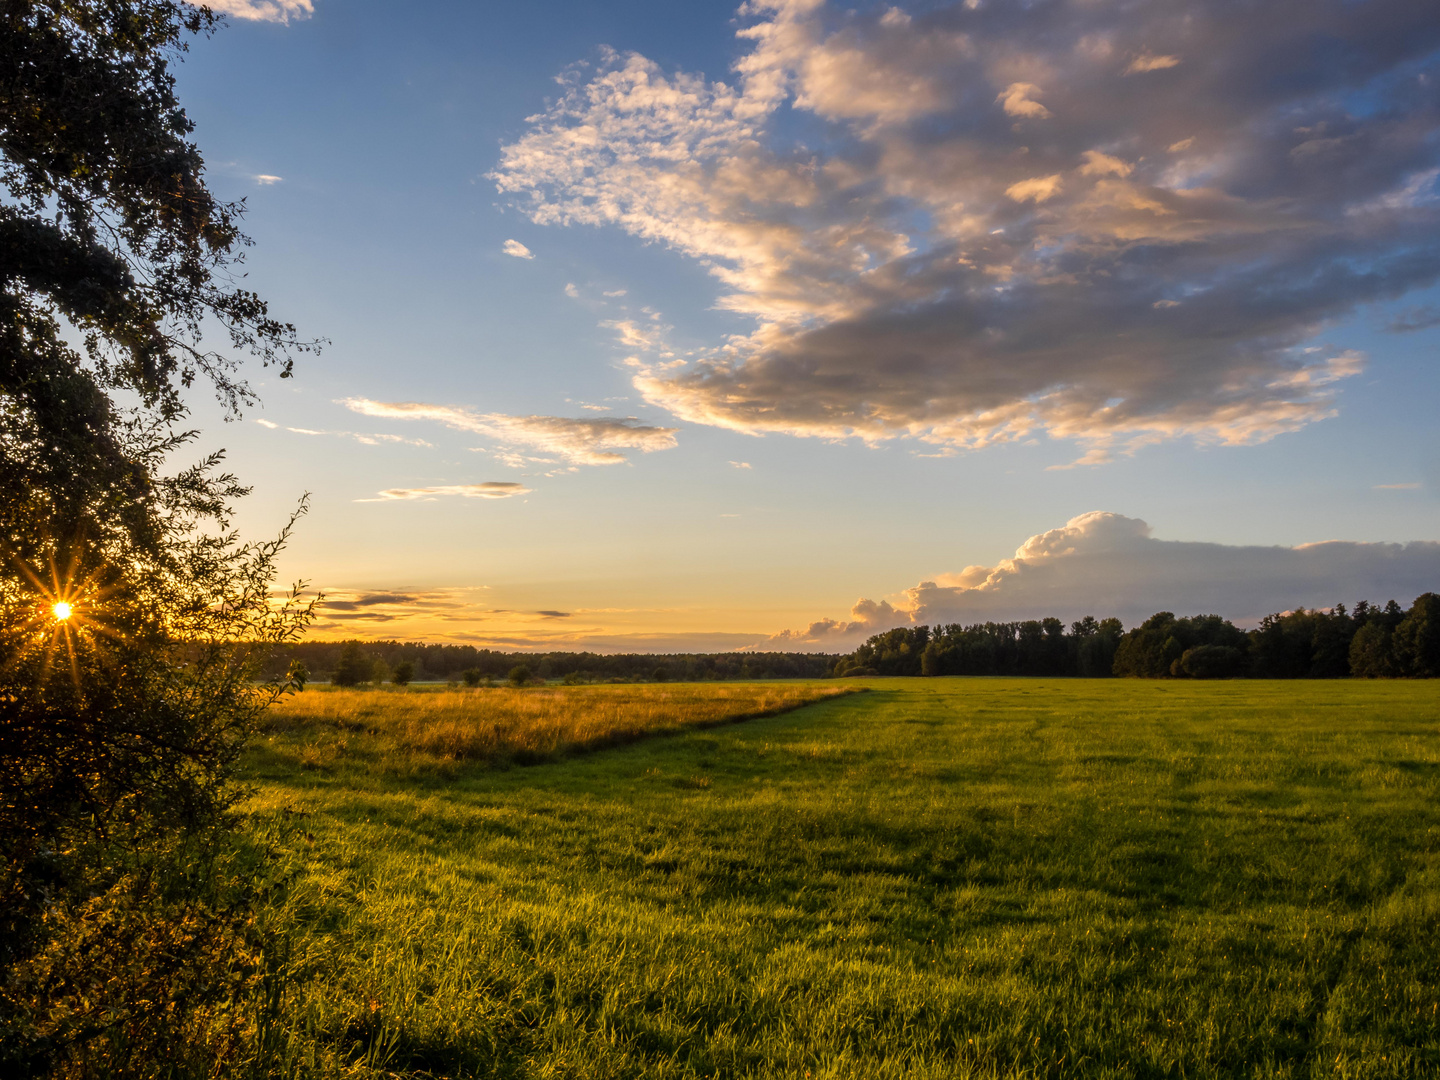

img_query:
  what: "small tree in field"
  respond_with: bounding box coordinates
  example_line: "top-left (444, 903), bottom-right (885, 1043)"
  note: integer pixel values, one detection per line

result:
top-left (462, 667), bottom-right (484, 687)
top-left (331, 642), bottom-right (371, 687)
top-left (508, 664), bottom-right (533, 687)
top-left (392, 660), bottom-right (415, 686)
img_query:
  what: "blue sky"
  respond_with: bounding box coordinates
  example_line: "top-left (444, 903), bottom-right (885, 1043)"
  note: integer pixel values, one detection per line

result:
top-left (181, 0), bottom-right (1440, 649)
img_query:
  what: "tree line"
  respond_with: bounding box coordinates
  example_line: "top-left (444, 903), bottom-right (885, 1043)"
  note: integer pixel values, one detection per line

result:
top-left (265, 640), bottom-right (838, 685)
top-left (834, 593), bottom-right (1439, 679)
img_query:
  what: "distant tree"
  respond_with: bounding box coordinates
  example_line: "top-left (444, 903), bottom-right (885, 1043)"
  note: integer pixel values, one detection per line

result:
top-left (1113, 612), bottom-right (1183, 677)
top-left (1073, 616), bottom-right (1123, 677)
top-left (331, 642), bottom-right (371, 687)
top-left (1348, 599), bottom-right (1408, 678)
top-left (652, 666), bottom-right (671, 682)
top-left (462, 667), bottom-right (483, 687)
top-left (1349, 621), bottom-right (1396, 677)
top-left (392, 660), bottom-right (415, 686)
top-left (1393, 593), bottom-right (1440, 677)
top-left (1114, 613), bottom-right (1247, 678)
top-left (508, 664), bottom-right (533, 687)
top-left (369, 657), bottom-right (391, 685)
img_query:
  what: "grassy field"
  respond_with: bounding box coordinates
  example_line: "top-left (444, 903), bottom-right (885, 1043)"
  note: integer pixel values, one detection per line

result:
top-left (242, 679), bottom-right (1440, 1078)
top-left (257, 683), bottom-right (854, 772)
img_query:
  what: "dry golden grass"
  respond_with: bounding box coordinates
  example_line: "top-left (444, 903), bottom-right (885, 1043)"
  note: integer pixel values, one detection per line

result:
top-left (261, 683), bottom-right (854, 766)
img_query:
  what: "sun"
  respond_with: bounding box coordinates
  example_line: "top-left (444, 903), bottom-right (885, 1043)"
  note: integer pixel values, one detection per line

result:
top-left (52, 601), bottom-right (73, 621)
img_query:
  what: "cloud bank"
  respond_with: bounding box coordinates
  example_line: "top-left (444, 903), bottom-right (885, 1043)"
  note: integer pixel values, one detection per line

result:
top-left (493, 0), bottom-right (1440, 462)
top-left (772, 512), bottom-right (1440, 648)
top-left (341, 398), bottom-right (679, 466)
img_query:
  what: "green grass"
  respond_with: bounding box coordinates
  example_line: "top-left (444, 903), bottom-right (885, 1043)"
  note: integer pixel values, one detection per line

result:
top-left (241, 679), bottom-right (1440, 1078)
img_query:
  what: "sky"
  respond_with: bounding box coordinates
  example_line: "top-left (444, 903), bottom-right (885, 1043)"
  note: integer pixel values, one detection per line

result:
top-left (180, 0), bottom-right (1440, 651)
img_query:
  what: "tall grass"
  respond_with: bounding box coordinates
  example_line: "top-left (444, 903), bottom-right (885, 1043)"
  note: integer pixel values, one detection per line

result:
top-left (259, 683), bottom-right (853, 769)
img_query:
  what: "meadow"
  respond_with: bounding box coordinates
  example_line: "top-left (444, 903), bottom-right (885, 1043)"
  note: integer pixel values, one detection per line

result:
top-left (242, 679), bottom-right (1440, 1078)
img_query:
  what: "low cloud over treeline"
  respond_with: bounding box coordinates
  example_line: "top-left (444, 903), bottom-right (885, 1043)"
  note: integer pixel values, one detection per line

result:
top-left (834, 594), bottom-right (1439, 679)
top-left (772, 512), bottom-right (1440, 648)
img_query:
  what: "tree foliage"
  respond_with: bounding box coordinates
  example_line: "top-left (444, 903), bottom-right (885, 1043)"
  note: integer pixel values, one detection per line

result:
top-left (1, 2), bottom-right (315, 1073)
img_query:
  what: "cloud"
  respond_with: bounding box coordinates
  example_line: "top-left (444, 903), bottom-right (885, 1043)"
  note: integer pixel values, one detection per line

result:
top-left (769, 511), bottom-right (1440, 647)
top-left (341, 398), bottom-right (679, 465)
top-left (492, 1), bottom-right (1440, 461)
top-left (301, 585), bottom-right (778, 651)
top-left (997, 82), bottom-right (1052, 119)
top-left (503, 239), bottom-right (535, 259)
top-left (253, 174), bottom-right (283, 185)
top-left (1387, 304), bottom-right (1440, 333)
top-left (1124, 53), bottom-right (1181, 75)
top-left (359, 482), bottom-right (531, 502)
top-left (729, 460), bottom-right (753, 469)
top-left (1375, 482), bottom-right (1422, 490)
top-left (208, 0), bottom-right (312, 22)
top-left (253, 418), bottom-right (431, 447)
top-left (1005, 175), bottom-right (1063, 203)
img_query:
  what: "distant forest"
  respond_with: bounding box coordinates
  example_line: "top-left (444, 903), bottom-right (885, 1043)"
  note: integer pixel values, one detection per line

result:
top-left (835, 593), bottom-right (1439, 679)
top-left (263, 643), bottom-right (836, 684)
top-left (273, 592), bottom-right (1437, 684)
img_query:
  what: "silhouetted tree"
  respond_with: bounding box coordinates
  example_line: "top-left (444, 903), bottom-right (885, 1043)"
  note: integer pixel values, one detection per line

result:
top-left (331, 642), bottom-right (371, 687)
top-left (0, 2), bottom-right (316, 1070)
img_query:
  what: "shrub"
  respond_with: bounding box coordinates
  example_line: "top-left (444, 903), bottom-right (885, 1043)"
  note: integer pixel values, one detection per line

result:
top-left (392, 660), bottom-right (415, 686)
top-left (508, 664), bottom-right (533, 687)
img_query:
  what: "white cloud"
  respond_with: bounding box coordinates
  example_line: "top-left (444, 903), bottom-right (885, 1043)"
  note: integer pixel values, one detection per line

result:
top-left (1375, 482), bottom-right (1422, 490)
top-left (997, 82), bottom-right (1052, 119)
top-left (503, 239), bottom-right (535, 259)
top-left (1005, 174), bottom-right (1063, 203)
top-left (1124, 53), bottom-right (1181, 75)
top-left (1079, 151), bottom-right (1132, 178)
top-left (208, 0), bottom-right (312, 22)
top-left (492, 1), bottom-right (1440, 461)
top-left (768, 511), bottom-right (1440, 647)
top-left (340, 398), bottom-right (679, 465)
top-left (360, 482), bottom-right (531, 503)
top-left (729, 460), bottom-right (753, 469)
top-left (564, 282), bottom-right (581, 298)
top-left (253, 174), bottom-right (283, 185)
top-left (253, 419), bottom-right (431, 448)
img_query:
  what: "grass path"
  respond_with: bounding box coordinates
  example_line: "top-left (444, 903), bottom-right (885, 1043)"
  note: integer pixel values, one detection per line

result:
top-left (243, 679), bottom-right (1440, 1078)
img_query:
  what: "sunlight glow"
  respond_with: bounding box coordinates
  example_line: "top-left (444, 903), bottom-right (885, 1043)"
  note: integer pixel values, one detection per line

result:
top-left (52, 601), bottom-right (73, 621)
